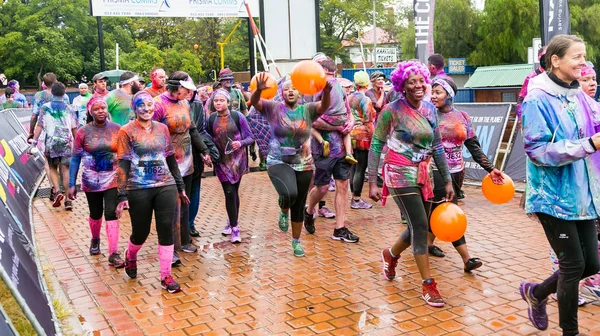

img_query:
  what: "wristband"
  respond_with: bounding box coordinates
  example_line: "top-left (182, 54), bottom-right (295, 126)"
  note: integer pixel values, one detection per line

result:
top-left (589, 138), bottom-right (598, 151)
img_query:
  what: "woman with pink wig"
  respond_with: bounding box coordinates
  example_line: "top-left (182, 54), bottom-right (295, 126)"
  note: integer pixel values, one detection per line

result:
top-left (367, 60), bottom-right (454, 307)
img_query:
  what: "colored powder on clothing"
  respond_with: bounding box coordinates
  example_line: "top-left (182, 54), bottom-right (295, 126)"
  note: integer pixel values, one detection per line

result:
top-left (436, 109), bottom-right (475, 173)
top-left (116, 120), bottom-right (176, 190)
top-left (73, 121), bottom-right (121, 192)
top-left (105, 89), bottom-right (134, 126)
top-left (38, 99), bottom-right (77, 158)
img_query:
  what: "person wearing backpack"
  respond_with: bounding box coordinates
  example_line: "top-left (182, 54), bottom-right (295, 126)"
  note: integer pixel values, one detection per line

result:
top-left (206, 89), bottom-right (254, 244)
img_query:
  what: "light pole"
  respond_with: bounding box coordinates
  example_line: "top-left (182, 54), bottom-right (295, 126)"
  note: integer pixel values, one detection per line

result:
top-left (372, 0), bottom-right (377, 67)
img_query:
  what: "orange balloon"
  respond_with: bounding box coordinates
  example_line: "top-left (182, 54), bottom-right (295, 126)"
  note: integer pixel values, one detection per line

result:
top-left (250, 72), bottom-right (278, 100)
top-left (430, 202), bottom-right (467, 243)
top-left (290, 60), bottom-right (327, 95)
top-left (482, 173), bottom-right (515, 204)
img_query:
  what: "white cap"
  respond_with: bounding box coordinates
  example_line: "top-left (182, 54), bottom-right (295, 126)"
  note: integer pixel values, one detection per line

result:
top-left (79, 83), bottom-right (89, 89)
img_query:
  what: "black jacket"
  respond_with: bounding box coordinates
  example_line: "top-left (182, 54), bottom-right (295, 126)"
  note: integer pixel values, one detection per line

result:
top-left (190, 100), bottom-right (220, 178)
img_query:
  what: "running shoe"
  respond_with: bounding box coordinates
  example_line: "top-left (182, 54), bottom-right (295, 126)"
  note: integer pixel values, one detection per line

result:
top-left (172, 251), bottom-right (181, 267)
top-left (49, 189), bottom-right (56, 202)
top-left (52, 193), bottom-right (64, 208)
top-left (64, 200), bottom-right (73, 211)
top-left (221, 220), bottom-right (232, 235)
top-left (318, 206), bottom-right (336, 218)
top-left (278, 212), bottom-right (289, 233)
top-left (292, 240), bottom-right (305, 257)
top-left (345, 154), bottom-right (358, 164)
top-left (124, 250), bottom-right (137, 278)
top-left (422, 279), bottom-right (445, 307)
top-left (181, 243), bottom-right (197, 253)
top-left (161, 275), bottom-right (182, 293)
top-left (328, 180), bottom-right (336, 192)
top-left (381, 249), bottom-right (400, 281)
top-left (322, 141), bottom-right (330, 157)
top-left (519, 282), bottom-right (548, 330)
top-left (108, 252), bottom-right (125, 268)
top-left (464, 258), bottom-right (483, 272)
top-left (259, 161), bottom-right (267, 171)
top-left (428, 245), bottom-right (445, 258)
top-left (231, 226), bottom-right (241, 243)
top-left (351, 198), bottom-right (373, 209)
top-left (303, 209), bottom-right (316, 234)
top-left (550, 293), bottom-right (588, 306)
top-left (457, 190), bottom-right (465, 200)
top-left (89, 238), bottom-right (100, 255)
top-left (581, 278), bottom-right (600, 301)
top-left (332, 227), bottom-right (359, 243)
top-left (190, 228), bottom-right (200, 237)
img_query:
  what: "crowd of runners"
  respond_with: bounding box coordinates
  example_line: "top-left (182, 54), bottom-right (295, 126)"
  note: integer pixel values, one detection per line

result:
top-left (9, 33), bottom-right (600, 336)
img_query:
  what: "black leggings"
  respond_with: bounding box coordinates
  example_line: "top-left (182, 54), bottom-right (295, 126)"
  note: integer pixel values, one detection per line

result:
top-left (85, 188), bottom-right (118, 221)
top-left (128, 185), bottom-right (178, 246)
top-left (391, 187), bottom-right (431, 256)
top-left (350, 149), bottom-right (369, 197)
top-left (267, 164), bottom-right (313, 222)
top-left (221, 180), bottom-right (241, 227)
top-left (174, 174), bottom-right (193, 247)
top-left (429, 170), bottom-right (467, 247)
top-left (533, 213), bottom-right (600, 335)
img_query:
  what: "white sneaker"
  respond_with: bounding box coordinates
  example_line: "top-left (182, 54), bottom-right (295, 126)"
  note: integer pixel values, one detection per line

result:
top-left (221, 220), bottom-right (232, 235)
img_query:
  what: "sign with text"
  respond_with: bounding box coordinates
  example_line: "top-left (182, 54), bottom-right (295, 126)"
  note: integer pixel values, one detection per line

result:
top-left (90, 0), bottom-right (259, 17)
top-left (375, 48), bottom-right (397, 63)
top-left (0, 110), bottom-right (46, 196)
top-left (414, 0), bottom-right (435, 63)
top-left (455, 103), bottom-right (511, 181)
top-left (448, 58), bottom-right (466, 74)
top-left (541, 0), bottom-right (570, 45)
top-left (0, 201), bottom-right (57, 336)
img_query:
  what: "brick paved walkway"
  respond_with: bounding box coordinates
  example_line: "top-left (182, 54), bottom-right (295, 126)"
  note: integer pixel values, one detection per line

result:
top-left (33, 172), bottom-right (600, 335)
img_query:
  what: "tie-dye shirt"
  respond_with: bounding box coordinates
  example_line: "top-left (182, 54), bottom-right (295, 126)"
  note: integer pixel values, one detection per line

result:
top-left (72, 122), bottom-right (120, 192)
top-left (306, 79), bottom-right (349, 158)
top-left (2, 101), bottom-right (22, 109)
top-left (105, 89), bottom-right (133, 126)
top-left (522, 72), bottom-right (600, 220)
top-left (349, 91), bottom-right (376, 150)
top-left (72, 93), bottom-right (92, 127)
top-left (32, 90), bottom-right (70, 116)
top-left (208, 111), bottom-right (254, 184)
top-left (38, 99), bottom-right (77, 158)
top-left (144, 86), bottom-right (165, 98)
top-left (261, 101), bottom-right (318, 171)
top-left (436, 109), bottom-right (476, 173)
top-left (367, 97), bottom-right (450, 188)
top-left (153, 94), bottom-right (194, 177)
top-left (116, 120), bottom-right (175, 190)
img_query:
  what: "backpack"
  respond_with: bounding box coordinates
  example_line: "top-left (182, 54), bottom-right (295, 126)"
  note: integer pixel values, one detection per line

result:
top-left (207, 111), bottom-right (242, 137)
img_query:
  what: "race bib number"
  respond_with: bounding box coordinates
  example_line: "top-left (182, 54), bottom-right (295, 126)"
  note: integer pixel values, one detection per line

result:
top-left (138, 160), bottom-right (166, 178)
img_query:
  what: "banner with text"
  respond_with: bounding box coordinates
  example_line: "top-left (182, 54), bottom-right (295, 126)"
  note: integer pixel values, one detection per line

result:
top-left (541, 0), bottom-right (571, 45)
top-left (0, 200), bottom-right (57, 335)
top-left (414, 0), bottom-right (435, 63)
top-left (455, 103), bottom-right (511, 181)
top-left (90, 0), bottom-right (259, 17)
top-left (0, 110), bottom-right (46, 196)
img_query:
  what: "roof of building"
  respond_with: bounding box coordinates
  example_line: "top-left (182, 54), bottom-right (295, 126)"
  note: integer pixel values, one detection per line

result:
top-left (341, 27), bottom-right (397, 47)
top-left (464, 64), bottom-right (535, 88)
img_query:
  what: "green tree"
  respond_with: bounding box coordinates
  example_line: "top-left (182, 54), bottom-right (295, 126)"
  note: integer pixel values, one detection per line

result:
top-left (469, 0), bottom-right (539, 65)
top-left (570, 0), bottom-right (600, 68)
top-left (433, 0), bottom-right (481, 59)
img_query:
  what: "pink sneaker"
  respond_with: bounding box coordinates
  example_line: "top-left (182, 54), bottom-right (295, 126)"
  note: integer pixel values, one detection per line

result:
top-left (318, 206), bottom-right (336, 218)
top-left (231, 226), bottom-right (241, 243)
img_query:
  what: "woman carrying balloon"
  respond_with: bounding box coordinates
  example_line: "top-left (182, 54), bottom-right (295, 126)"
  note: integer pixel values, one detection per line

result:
top-left (207, 89), bottom-right (254, 244)
top-left (428, 78), bottom-right (504, 271)
top-left (520, 35), bottom-right (600, 335)
top-left (68, 97), bottom-right (124, 267)
top-left (251, 73), bottom-right (332, 256)
top-left (116, 91), bottom-right (189, 294)
top-left (368, 60), bottom-right (454, 307)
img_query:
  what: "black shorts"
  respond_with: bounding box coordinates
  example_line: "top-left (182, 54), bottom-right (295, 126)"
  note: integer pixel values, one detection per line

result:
top-left (46, 155), bottom-right (70, 167)
top-left (313, 156), bottom-right (351, 186)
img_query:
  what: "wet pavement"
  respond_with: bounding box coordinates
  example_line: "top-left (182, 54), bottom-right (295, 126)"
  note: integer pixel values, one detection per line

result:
top-left (33, 172), bottom-right (600, 335)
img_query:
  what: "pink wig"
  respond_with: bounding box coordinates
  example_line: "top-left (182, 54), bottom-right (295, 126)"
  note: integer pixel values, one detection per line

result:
top-left (390, 60), bottom-right (431, 93)
top-left (581, 65), bottom-right (596, 78)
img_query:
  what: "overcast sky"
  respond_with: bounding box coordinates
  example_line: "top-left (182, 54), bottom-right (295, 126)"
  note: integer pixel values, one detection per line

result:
top-left (395, 0), bottom-right (485, 12)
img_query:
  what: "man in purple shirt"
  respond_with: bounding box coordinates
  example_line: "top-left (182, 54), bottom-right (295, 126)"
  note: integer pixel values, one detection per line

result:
top-left (428, 54), bottom-right (454, 83)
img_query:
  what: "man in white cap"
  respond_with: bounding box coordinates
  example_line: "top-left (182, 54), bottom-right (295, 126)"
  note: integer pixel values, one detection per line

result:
top-left (104, 71), bottom-right (141, 126)
top-left (72, 83), bottom-right (92, 127)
